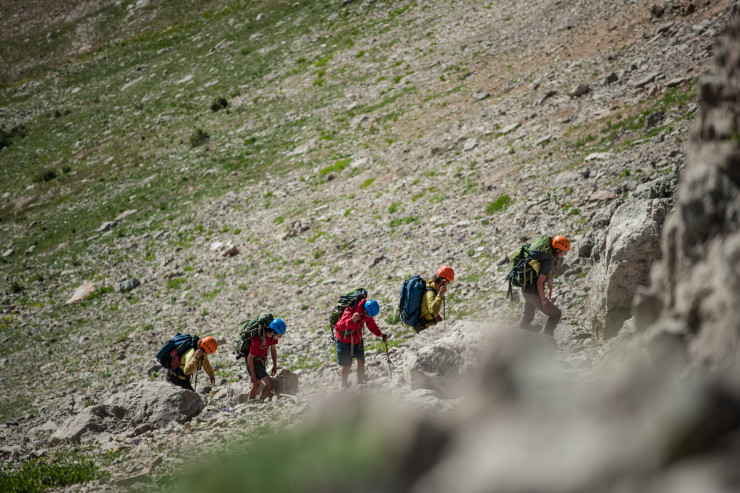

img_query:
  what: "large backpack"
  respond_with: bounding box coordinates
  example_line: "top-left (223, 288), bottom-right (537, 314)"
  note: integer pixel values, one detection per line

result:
top-left (506, 236), bottom-right (554, 298)
top-left (328, 288), bottom-right (368, 340)
top-left (399, 275), bottom-right (430, 332)
top-left (156, 333), bottom-right (200, 370)
top-left (234, 313), bottom-right (274, 359)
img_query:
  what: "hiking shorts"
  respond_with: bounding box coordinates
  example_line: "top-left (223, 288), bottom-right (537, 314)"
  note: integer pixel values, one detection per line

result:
top-left (336, 339), bottom-right (364, 366)
top-left (247, 360), bottom-right (269, 381)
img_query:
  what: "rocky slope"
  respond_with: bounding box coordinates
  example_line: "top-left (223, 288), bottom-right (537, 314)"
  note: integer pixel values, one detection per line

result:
top-left (1, 0), bottom-right (739, 490)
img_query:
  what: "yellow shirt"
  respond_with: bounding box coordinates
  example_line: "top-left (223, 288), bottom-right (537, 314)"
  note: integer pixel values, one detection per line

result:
top-left (176, 348), bottom-right (215, 380)
top-left (420, 280), bottom-right (443, 325)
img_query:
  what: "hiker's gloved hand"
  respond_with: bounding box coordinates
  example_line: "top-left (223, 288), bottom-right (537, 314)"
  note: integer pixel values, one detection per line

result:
top-left (209, 375), bottom-right (216, 386)
top-left (351, 312), bottom-right (361, 323)
top-left (439, 284), bottom-right (447, 297)
top-left (271, 365), bottom-right (278, 376)
top-left (194, 349), bottom-right (204, 360)
top-left (381, 333), bottom-right (388, 342)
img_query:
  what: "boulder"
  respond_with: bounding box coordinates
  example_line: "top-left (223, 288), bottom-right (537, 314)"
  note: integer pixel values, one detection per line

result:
top-left (403, 322), bottom-right (485, 397)
top-left (114, 278), bottom-right (140, 293)
top-left (587, 199), bottom-right (670, 339)
top-left (65, 281), bottom-right (96, 305)
top-left (104, 380), bottom-right (206, 426)
top-left (274, 369), bottom-right (299, 395)
top-left (48, 405), bottom-right (128, 445)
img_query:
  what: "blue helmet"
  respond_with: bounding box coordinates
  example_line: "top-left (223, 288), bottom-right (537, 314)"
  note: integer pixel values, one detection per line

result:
top-left (364, 299), bottom-right (380, 318)
top-left (269, 318), bottom-right (286, 335)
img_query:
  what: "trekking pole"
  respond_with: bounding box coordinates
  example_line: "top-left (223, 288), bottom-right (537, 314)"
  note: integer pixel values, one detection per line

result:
top-left (443, 298), bottom-right (446, 321)
top-left (194, 359), bottom-right (202, 392)
top-left (384, 340), bottom-right (392, 377)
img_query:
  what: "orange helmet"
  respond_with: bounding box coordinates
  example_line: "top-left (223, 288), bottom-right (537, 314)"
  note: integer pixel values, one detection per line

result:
top-left (200, 336), bottom-right (218, 354)
top-left (552, 236), bottom-right (571, 252)
top-left (437, 265), bottom-right (455, 282)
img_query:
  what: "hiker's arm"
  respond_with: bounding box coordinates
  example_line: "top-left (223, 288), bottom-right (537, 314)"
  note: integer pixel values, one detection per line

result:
top-left (365, 316), bottom-right (385, 339)
top-left (247, 354), bottom-right (258, 384)
top-left (547, 271), bottom-right (554, 299)
top-left (270, 345), bottom-right (278, 375)
top-left (337, 307), bottom-right (360, 332)
top-left (537, 275), bottom-right (548, 310)
top-left (335, 308), bottom-right (354, 332)
top-left (202, 357), bottom-right (216, 386)
top-left (428, 289), bottom-right (444, 318)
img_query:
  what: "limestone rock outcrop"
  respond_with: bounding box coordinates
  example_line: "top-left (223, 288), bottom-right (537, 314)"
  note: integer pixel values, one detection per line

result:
top-left (635, 16), bottom-right (740, 370)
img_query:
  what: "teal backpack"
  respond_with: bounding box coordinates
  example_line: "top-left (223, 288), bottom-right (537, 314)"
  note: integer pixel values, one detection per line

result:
top-left (234, 313), bottom-right (274, 359)
top-left (506, 236), bottom-right (554, 297)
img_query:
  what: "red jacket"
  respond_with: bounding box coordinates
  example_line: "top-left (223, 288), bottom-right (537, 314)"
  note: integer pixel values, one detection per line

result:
top-left (249, 334), bottom-right (278, 359)
top-left (334, 298), bottom-right (383, 344)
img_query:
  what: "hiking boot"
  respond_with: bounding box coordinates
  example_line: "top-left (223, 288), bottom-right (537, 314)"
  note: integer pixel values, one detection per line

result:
top-left (518, 323), bottom-right (541, 333)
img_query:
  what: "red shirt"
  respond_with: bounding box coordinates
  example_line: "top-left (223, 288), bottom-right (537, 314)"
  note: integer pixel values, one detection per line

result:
top-left (249, 334), bottom-right (278, 359)
top-left (334, 298), bottom-right (383, 344)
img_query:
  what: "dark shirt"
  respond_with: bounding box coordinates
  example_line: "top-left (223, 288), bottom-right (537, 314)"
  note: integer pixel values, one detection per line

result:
top-left (523, 256), bottom-right (554, 293)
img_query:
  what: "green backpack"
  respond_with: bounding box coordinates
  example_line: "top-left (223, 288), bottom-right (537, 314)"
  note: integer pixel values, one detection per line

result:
top-left (234, 313), bottom-right (274, 359)
top-left (328, 288), bottom-right (367, 339)
top-left (506, 236), bottom-right (554, 297)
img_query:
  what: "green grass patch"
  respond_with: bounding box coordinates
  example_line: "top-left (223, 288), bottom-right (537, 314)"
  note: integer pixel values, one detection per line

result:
top-left (319, 158), bottom-right (351, 176)
top-left (486, 194), bottom-right (512, 214)
top-left (359, 178), bottom-right (376, 188)
top-left (166, 278), bottom-right (187, 290)
top-left (0, 452), bottom-right (107, 493)
top-left (389, 216), bottom-right (418, 228)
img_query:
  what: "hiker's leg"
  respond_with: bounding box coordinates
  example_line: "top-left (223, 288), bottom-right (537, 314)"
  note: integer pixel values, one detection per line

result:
top-left (356, 359), bottom-right (366, 383)
top-left (249, 380), bottom-right (263, 398)
top-left (340, 365), bottom-right (352, 386)
top-left (336, 340), bottom-right (352, 387)
top-left (260, 376), bottom-right (275, 399)
top-left (518, 291), bottom-right (538, 328)
top-left (355, 340), bottom-right (366, 383)
top-left (543, 301), bottom-right (562, 336)
top-left (247, 362), bottom-right (267, 398)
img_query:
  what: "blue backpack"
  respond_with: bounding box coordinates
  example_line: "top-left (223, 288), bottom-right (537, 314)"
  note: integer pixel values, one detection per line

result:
top-left (155, 333), bottom-right (200, 370)
top-left (399, 275), bottom-right (430, 332)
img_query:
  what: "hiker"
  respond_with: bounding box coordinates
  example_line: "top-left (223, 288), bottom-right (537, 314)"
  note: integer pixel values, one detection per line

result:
top-left (418, 265), bottom-right (455, 331)
top-left (246, 318), bottom-right (286, 400)
top-left (334, 298), bottom-right (387, 388)
top-left (517, 235), bottom-right (570, 336)
top-left (166, 336), bottom-right (218, 391)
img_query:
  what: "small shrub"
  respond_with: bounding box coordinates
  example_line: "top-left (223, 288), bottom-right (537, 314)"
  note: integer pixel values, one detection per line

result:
top-left (388, 201), bottom-right (401, 214)
top-left (33, 169), bottom-right (58, 183)
top-left (0, 125), bottom-right (26, 149)
top-left (385, 307), bottom-right (401, 325)
top-left (210, 97), bottom-right (229, 112)
top-left (313, 250), bottom-right (324, 259)
top-left (359, 178), bottom-right (376, 189)
top-left (189, 128), bottom-right (210, 148)
top-left (486, 194), bottom-right (512, 214)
